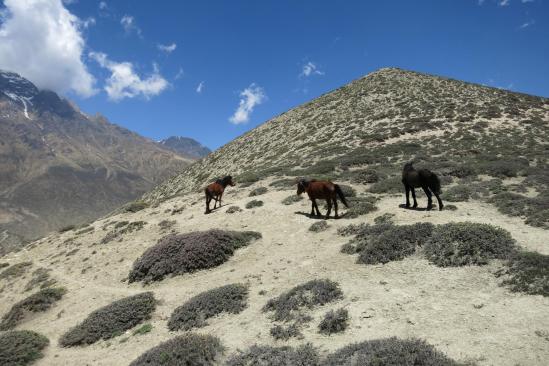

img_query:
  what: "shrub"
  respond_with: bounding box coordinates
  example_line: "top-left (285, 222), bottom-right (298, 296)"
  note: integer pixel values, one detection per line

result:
top-left (269, 178), bottom-right (296, 189)
top-left (444, 185), bottom-right (471, 202)
top-left (351, 223), bottom-right (434, 264)
top-left (263, 279), bottom-right (343, 322)
top-left (128, 230), bottom-right (261, 283)
top-left (226, 206), bottom-right (243, 214)
top-left (309, 221), bottom-right (329, 233)
top-left (343, 196), bottom-right (378, 219)
top-left (24, 268), bottom-right (55, 292)
top-left (246, 200), bottom-right (264, 209)
top-left (249, 187), bottom-right (268, 197)
top-left (282, 195), bottom-right (304, 205)
top-left (168, 284), bottom-right (248, 331)
top-left (424, 222), bottom-right (517, 267)
top-left (319, 308), bottom-right (349, 335)
top-left (101, 221), bottom-right (146, 244)
top-left (0, 287), bottom-right (67, 330)
top-left (59, 292), bottom-right (156, 347)
top-left (368, 176), bottom-right (402, 194)
top-left (323, 337), bottom-right (464, 366)
top-left (58, 225), bottom-right (75, 233)
top-left (445, 204), bottom-right (458, 211)
top-left (226, 344), bottom-right (319, 366)
top-left (350, 169), bottom-right (381, 184)
top-left (0, 330), bottom-right (49, 366)
top-left (124, 200), bottom-right (149, 213)
top-left (132, 323), bottom-right (153, 336)
top-left (158, 220), bottom-right (176, 230)
top-left (338, 184), bottom-right (356, 197)
top-left (129, 333), bottom-right (223, 366)
top-left (498, 251), bottom-right (549, 297)
top-left (270, 323), bottom-right (302, 340)
top-left (0, 261), bottom-right (32, 280)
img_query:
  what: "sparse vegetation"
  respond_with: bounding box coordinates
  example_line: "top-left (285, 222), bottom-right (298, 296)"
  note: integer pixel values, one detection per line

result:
top-left (342, 196), bottom-right (378, 218)
top-left (128, 230), bottom-right (261, 283)
top-left (226, 206), bottom-right (243, 214)
top-left (269, 178), bottom-right (296, 189)
top-left (0, 330), bottom-right (49, 366)
top-left (498, 251), bottom-right (549, 297)
top-left (263, 279), bottom-right (343, 322)
top-left (101, 221), bottom-right (146, 244)
top-left (0, 261), bottom-right (32, 280)
top-left (124, 200), bottom-right (149, 213)
top-left (368, 176), bottom-right (402, 194)
top-left (226, 344), bottom-right (319, 366)
top-left (323, 337), bottom-right (465, 366)
top-left (58, 225), bottom-right (75, 233)
top-left (282, 194), bottom-right (304, 205)
top-left (270, 322), bottom-right (302, 340)
top-left (424, 222), bottom-right (517, 267)
top-left (132, 323), bottom-right (153, 336)
top-left (24, 268), bottom-right (55, 292)
top-left (245, 200), bottom-right (264, 209)
top-left (319, 308), bottom-right (349, 335)
top-left (444, 185), bottom-right (471, 202)
top-left (129, 333), bottom-right (223, 366)
top-left (168, 284), bottom-right (248, 331)
top-left (158, 219), bottom-right (176, 230)
top-left (309, 221), bottom-right (329, 232)
top-left (60, 292), bottom-right (156, 347)
top-left (0, 287), bottom-right (67, 330)
top-left (489, 192), bottom-right (549, 229)
top-left (249, 187), bottom-right (268, 196)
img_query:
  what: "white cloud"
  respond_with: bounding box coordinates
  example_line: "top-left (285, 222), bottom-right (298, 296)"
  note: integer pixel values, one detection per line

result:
top-left (196, 81), bottom-right (204, 94)
top-left (229, 83), bottom-right (266, 124)
top-left (519, 19), bottom-right (535, 29)
top-left (158, 43), bottom-right (177, 53)
top-left (299, 61), bottom-right (324, 78)
top-left (121, 15), bottom-right (141, 36)
top-left (499, 0), bottom-right (510, 5)
top-left (99, 1), bottom-right (107, 9)
top-left (174, 67), bottom-right (184, 80)
top-left (81, 16), bottom-right (96, 28)
top-left (0, 0), bottom-right (96, 97)
top-left (89, 52), bottom-right (168, 101)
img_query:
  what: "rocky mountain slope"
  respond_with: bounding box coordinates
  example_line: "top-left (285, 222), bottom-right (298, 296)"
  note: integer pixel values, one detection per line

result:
top-left (0, 68), bottom-right (547, 366)
top-left (157, 136), bottom-right (211, 159)
top-left (0, 70), bottom-right (193, 254)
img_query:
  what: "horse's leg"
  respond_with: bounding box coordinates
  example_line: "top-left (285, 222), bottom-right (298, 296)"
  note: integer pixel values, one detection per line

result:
top-left (205, 195), bottom-right (211, 214)
top-left (218, 192), bottom-right (223, 208)
top-left (333, 197), bottom-right (339, 218)
top-left (405, 184), bottom-right (411, 208)
top-left (422, 186), bottom-right (433, 210)
top-left (313, 199), bottom-right (321, 216)
top-left (326, 199), bottom-right (332, 219)
top-left (310, 199), bottom-right (316, 216)
top-left (411, 188), bottom-right (418, 208)
top-left (434, 192), bottom-right (444, 211)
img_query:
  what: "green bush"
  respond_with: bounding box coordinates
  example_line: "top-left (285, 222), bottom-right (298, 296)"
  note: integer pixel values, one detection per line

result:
top-left (226, 344), bottom-right (319, 366)
top-left (323, 337), bottom-right (465, 366)
top-left (124, 200), bottom-right (149, 213)
top-left (129, 333), bottom-right (223, 366)
top-left (368, 176), bottom-right (402, 194)
top-left (168, 284), bottom-right (248, 331)
top-left (245, 200), bottom-right (264, 209)
top-left (0, 262), bottom-right (32, 280)
top-left (60, 292), bottom-right (156, 347)
top-left (309, 221), bottom-right (329, 233)
top-left (263, 279), bottom-right (343, 322)
top-left (158, 220), bottom-right (176, 230)
top-left (270, 323), bottom-right (302, 340)
top-left (319, 308), bottom-right (349, 335)
top-left (343, 196), bottom-right (378, 219)
top-left (0, 330), bottom-right (49, 366)
top-left (499, 251), bottom-right (549, 296)
top-left (249, 187), bottom-right (268, 197)
top-left (281, 195), bottom-right (304, 205)
top-left (128, 230), bottom-right (261, 283)
top-left (444, 185), bottom-right (471, 202)
top-left (338, 185), bottom-right (356, 197)
top-left (132, 323), bottom-right (153, 336)
top-left (350, 169), bottom-right (381, 184)
top-left (269, 178), bottom-right (296, 189)
top-left (0, 287), bottom-right (67, 330)
top-left (226, 206), bottom-right (243, 214)
top-left (24, 268), bottom-right (55, 292)
top-left (424, 222), bottom-right (517, 267)
top-left (489, 192), bottom-right (549, 229)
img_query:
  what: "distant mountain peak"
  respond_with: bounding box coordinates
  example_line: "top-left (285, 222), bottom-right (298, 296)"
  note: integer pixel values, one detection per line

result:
top-left (158, 136), bottom-right (211, 159)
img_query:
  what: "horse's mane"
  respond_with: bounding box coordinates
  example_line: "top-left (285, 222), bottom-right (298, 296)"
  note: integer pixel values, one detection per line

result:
top-left (217, 175), bottom-right (233, 186)
top-left (403, 162), bottom-right (415, 172)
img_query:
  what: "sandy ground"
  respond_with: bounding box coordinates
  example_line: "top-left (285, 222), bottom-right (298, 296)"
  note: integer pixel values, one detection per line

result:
top-left (1, 181), bottom-right (548, 366)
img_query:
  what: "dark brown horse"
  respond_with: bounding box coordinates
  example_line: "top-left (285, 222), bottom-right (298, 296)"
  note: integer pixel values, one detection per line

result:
top-left (205, 175), bottom-right (235, 214)
top-left (297, 179), bottom-right (349, 219)
top-left (402, 162), bottom-right (443, 210)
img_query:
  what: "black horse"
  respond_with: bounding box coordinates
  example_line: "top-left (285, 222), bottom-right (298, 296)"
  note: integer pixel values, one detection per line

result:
top-left (401, 162), bottom-right (443, 211)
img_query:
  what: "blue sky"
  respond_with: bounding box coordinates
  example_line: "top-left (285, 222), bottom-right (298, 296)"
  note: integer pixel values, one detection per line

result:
top-left (1, 1), bottom-right (548, 149)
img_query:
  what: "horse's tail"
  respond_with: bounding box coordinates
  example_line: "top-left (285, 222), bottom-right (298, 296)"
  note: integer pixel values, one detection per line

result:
top-left (334, 184), bottom-right (349, 207)
top-left (431, 173), bottom-right (442, 194)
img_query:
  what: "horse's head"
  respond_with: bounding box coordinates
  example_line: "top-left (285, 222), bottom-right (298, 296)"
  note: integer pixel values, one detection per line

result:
top-left (225, 175), bottom-right (236, 187)
top-left (296, 179), bottom-right (308, 195)
top-left (403, 162), bottom-right (415, 171)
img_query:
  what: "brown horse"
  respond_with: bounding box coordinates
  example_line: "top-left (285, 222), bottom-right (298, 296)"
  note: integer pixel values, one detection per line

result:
top-left (297, 179), bottom-right (349, 219)
top-left (205, 175), bottom-right (235, 214)
top-left (402, 162), bottom-right (443, 210)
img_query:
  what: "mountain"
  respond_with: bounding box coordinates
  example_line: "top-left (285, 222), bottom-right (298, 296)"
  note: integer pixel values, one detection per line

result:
top-left (157, 136), bottom-right (211, 159)
top-left (0, 70), bottom-right (193, 254)
top-left (0, 68), bottom-right (548, 366)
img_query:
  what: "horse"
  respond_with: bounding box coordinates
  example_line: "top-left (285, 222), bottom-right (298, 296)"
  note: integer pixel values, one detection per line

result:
top-left (401, 162), bottom-right (443, 210)
top-left (204, 175), bottom-right (235, 214)
top-left (297, 179), bottom-right (349, 219)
